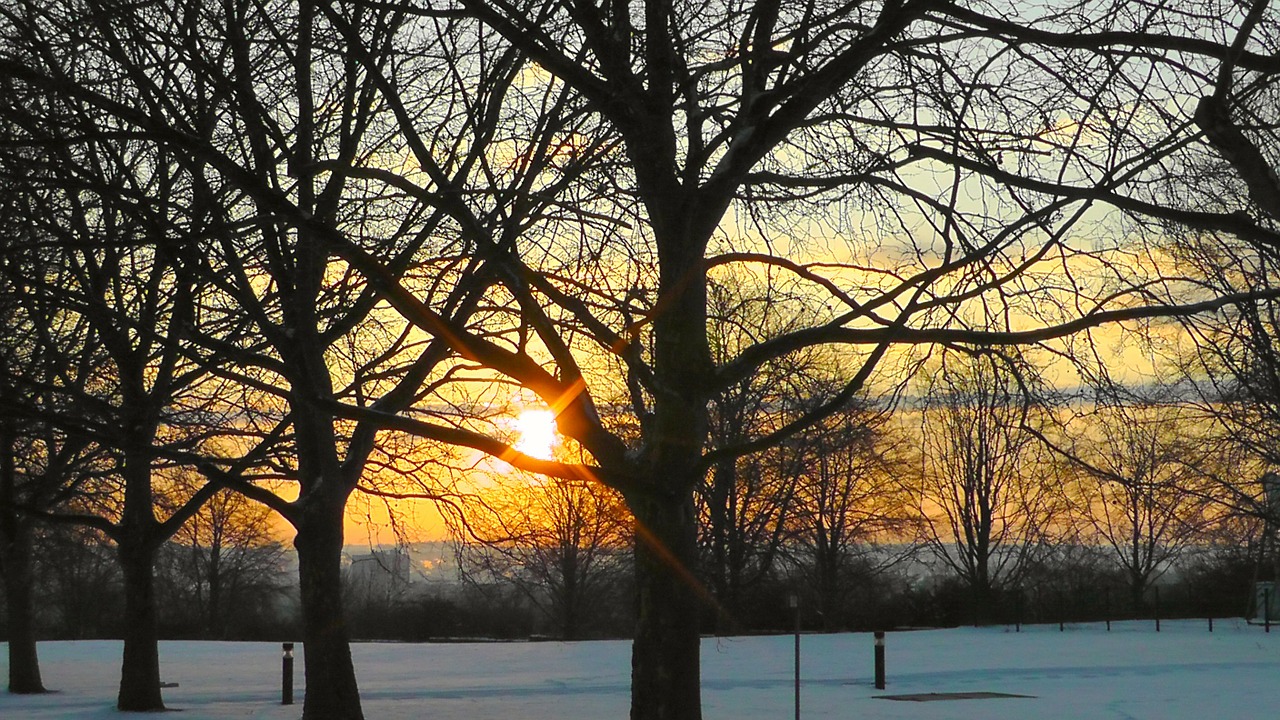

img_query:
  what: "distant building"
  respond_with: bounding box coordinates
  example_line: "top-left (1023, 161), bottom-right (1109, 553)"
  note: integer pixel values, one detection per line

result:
top-left (345, 548), bottom-right (412, 603)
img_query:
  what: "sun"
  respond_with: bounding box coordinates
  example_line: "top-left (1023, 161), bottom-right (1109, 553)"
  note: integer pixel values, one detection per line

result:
top-left (513, 409), bottom-right (558, 460)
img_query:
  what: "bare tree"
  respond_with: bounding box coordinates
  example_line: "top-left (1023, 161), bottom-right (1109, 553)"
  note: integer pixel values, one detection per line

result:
top-left (459, 474), bottom-right (631, 639)
top-left (786, 395), bottom-right (913, 630)
top-left (0, 92), bottom-right (112, 697)
top-left (0, 181), bottom-right (51, 695)
top-left (698, 276), bottom-right (816, 625)
top-left (156, 483), bottom-right (290, 639)
top-left (0, 83), bottom-right (232, 707)
top-left (916, 351), bottom-right (1059, 618)
top-left (0, 244), bottom-right (101, 694)
top-left (1058, 398), bottom-right (1216, 611)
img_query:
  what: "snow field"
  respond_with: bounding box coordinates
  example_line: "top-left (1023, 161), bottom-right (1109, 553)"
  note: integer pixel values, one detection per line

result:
top-left (3, 619), bottom-right (1279, 719)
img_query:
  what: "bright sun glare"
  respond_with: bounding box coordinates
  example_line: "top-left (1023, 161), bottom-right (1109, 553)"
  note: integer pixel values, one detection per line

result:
top-left (514, 409), bottom-right (557, 460)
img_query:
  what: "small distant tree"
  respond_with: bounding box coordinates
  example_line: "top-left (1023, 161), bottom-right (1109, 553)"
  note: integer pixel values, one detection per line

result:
top-left (155, 484), bottom-right (290, 639)
top-left (1181, 509), bottom-right (1270, 617)
top-left (916, 351), bottom-right (1059, 620)
top-left (1059, 398), bottom-right (1215, 612)
top-left (698, 277), bottom-right (816, 626)
top-left (33, 522), bottom-right (121, 639)
top-left (460, 474), bottom-right (631, 639)
top-left (786, 396), bottom-right (914, 630)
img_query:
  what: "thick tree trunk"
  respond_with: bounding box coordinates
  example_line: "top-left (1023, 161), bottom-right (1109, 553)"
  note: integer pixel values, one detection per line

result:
top-left (817, 550), bottom-right (839, 632)
top-left (1130, 574), bottom-right (1147, 615)
top-left (630, 492), bottom-right (702, 720)
top-left (2, 523), bottom-right (46, 694)
top-left (969, 581), bottom-right (994, 626)
top-left (629, 209), bottom-right (714, 720)
top-left (561, 553), bottom-right (579, 640)
top-left (1, 420), bottom-right (46, 695)
top-left (295, 498), bottom-right (364, 720)
top-left (116, 540), bottom-right (164, 711)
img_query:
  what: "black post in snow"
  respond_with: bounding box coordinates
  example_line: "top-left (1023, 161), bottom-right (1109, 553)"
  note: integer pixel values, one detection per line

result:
top-left (789, 593), bottom-right (800, 720)
top-left (874, 631), bottom-right (886, 691)
top-left (282, 643), bottom-right (294, 705)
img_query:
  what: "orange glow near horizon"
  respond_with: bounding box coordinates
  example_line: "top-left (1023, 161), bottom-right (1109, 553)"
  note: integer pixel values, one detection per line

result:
top-left (335, 408), bottom-right (562, 545)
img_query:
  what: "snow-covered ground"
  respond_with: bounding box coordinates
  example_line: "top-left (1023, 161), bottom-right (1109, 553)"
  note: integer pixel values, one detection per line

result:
top-left (3, 619), bottom-right (1279, 719)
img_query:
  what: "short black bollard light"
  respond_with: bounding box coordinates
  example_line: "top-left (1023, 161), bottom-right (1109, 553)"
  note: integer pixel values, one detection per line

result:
top-left (282, 642), bottom-right (295, 705)
top-left (787, 593), bottom-right (800, 720)
top-left (1266, 589), bottom-right (1272, 634)
top-left (873, 631), bottom-right (886, 690)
